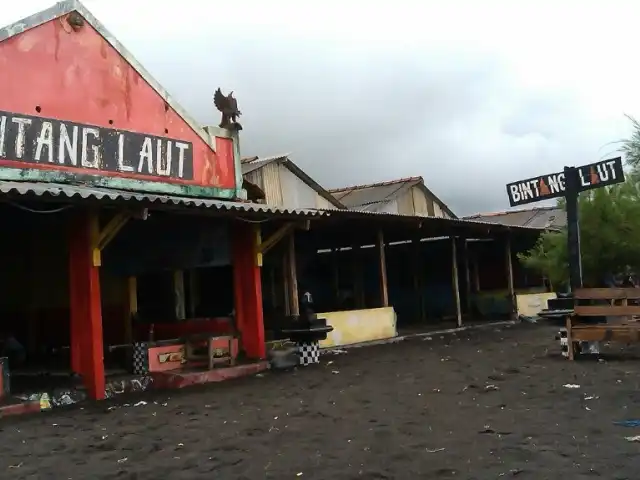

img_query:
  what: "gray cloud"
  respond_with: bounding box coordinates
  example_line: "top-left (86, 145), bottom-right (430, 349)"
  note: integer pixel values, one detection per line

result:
top-left (2, 0), bottom-right (636, 216)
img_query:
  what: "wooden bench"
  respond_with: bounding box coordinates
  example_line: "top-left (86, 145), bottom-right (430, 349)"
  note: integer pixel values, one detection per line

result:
top-left (565, 288), bottom-right (640, 360)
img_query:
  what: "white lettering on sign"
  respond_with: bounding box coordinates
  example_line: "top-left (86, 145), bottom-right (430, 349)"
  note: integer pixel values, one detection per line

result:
top-left (35, 121), bottom-right (54, 163)
top-left (12, 117), bottom-right (32, 158)
top-left (507, 173), bottom-right (568, 206)
top-left (506, 157), bottom-right (625, 207)
top-left (548, 173), bottom-right (565, 194)
top-left (156, 139), bottom-right (169, 176)
top-left (176, 141), bottom-right (189, 178)
top-left (508, 179), bottom-right (542, 204)
top-left (59, 123), bottom-right (78, 166)
top-left (578, 159), bottom-right (620, 189)
top-left (597, 163), bottom-right (609, 182)
top-left (0, 110), bottom-right (196, 180)
top-left (138, 137), bottom-right (153, 174)
top-left (81, 127), bottom-right (101, 169)
top-left (117, 133), bottom-right (133, 173)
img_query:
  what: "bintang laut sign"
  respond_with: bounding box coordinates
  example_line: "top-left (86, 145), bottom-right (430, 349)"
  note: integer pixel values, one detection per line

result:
top-left (506, 157), bottom-right (624, 207)
top-left (0, 110), bottom-right (195, 180)
top-left (505, 157), bottom-right (626, 291)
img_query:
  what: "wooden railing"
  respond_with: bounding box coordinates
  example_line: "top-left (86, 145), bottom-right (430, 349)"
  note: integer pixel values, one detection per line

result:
top-left (565, 288), bottom-right (640, 360)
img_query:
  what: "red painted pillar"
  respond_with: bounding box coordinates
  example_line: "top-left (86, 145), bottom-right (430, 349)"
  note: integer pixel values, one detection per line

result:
top-left (232, 222), bottom-right (266, 359)
top-left (69, 210), bottom-right (105, 400)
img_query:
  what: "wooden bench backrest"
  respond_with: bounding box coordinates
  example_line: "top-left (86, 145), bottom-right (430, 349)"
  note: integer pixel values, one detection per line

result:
top-left (574, 288), bottom-right (640, 316)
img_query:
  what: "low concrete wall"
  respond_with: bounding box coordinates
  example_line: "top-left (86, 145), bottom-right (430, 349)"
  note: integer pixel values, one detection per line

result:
top-left (515, 292), bottom-right (556, 317)
top-left (317, 307), bottom-right (397, 348)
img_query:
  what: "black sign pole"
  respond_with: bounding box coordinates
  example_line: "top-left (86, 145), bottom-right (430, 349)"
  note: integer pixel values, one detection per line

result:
top-left (563, 166), bottom-right (583, 291)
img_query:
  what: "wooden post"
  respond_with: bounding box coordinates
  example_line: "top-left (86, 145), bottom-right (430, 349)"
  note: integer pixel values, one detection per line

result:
top-left (231, 222), bottom-right (266, 359)
top-left (124, 276), bottom-right (137, 346)
top-left (173, 270), bottom-right (186, 320)
top-left (565, 315), bottom-right (575, 361)
top-left (288, 232), bottom-right (300, 316)
top-left (269, 265), bottom-right (278, 309)
top-left (282, 249), bottom-right (291, 316)
top-left (331, 248), bottom-right (340, 305)
top-left (451, 236), bottom-right (462, 327)
top-left (505, 235), bottom-right (516, 320)
top-left (473, 255), bottom-right (481, 292)
top-left (69, 210), bottom-right (105, 400)
top-left (412, 237), bottom-right (425, 322)
top-left (26, 226), bottom-right (37, 356)
top-left (352, 244), bottom-right (365, 308)
top-left (188, 270), bottom-right (199, 318)
top-left (377, 230), bottom-right (389, 307)
top-left (463, 239), bottom-right (471, 314)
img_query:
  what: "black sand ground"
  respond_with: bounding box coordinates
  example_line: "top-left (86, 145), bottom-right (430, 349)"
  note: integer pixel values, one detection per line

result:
top-left (2, 323), bottom-right (640, 479)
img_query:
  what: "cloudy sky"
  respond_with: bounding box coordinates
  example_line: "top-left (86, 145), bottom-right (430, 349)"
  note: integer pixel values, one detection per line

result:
top-left (3, 0), bottom-right (640, 215)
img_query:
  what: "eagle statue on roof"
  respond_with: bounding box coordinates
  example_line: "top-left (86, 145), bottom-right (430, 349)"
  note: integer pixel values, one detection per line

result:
top-left (214, 88), bottom-right (242, 131)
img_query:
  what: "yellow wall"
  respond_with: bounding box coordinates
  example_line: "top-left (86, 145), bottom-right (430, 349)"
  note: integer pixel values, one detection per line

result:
top-left (317, 307), bottom-right (397, 348)
top-left (515, 292), bottom-right (556, 317)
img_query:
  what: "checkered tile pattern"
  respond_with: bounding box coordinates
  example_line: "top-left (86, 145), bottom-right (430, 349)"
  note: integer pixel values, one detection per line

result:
top-left (558, 329), bottom-right (600, 358)
top-left (296, 341), bottom-right (320, 366)
top-left (133, 342), bottom-right (149, 375)
top-left (559, 329), bottom-right (569, 357)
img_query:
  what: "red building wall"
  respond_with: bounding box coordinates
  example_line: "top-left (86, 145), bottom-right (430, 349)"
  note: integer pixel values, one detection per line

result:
top-left (0, 12), bottom-right (237, 195)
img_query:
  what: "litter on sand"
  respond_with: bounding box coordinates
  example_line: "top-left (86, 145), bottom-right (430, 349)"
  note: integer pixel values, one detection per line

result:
top-left (614, 420), bottom-right (640, 428)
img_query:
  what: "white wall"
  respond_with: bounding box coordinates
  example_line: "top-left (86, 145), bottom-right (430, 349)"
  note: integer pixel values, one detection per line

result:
top-left (279, 165), bottom-right (320, 209)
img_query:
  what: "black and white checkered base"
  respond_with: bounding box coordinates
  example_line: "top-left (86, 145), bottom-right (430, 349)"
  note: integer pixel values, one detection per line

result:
top-left (133, 342), bottom-right (149, 375)
top-left (558, 329), bottom-right (600, 358)
top-left (559, 328), bottom-right (569, 357)
top-left (296, 341), bottom-right (320, 366)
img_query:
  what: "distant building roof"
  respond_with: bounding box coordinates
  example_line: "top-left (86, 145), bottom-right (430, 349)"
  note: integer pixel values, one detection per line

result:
top-left (463, 206), bottom-right (566, 229)
top-left (329, 177), bottom-right (457, 218)
top-left (241, 154), bottom-right (345, 209)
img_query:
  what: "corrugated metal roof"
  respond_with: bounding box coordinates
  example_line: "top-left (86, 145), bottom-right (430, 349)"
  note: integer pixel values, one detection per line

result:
top-left (0, 180), bottom-right (550, 234)
top-left (240, 154), bottom-right (345, 209)
top-left (316, 206), bottom-right (547, 232)
top-left (463, 206), bottom-right (566, 229)
top-left (0, 181), bottom-right (328, 218)
top-left (330, 177), bottom-right (421, 207)
top-left (242, 159), bottom-right (274, 175)
top-left (241, 153), bottom-right (291, 174)
top-left (329, 176), bottom-right (457, 218)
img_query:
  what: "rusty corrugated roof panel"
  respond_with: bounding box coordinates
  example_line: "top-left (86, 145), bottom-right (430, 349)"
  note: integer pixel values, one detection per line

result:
top-left (241, 154), bottom-right (290, 175)
top-left (329, 177), bottom-right (422, 208)
top-left (0, 181), bottom-right (328, 218)
top-left (241, 159), bottom-right (275, 175)
top-left (329, 177), bottom-right (420, 204)
top-left (328, 176), bottom-right (457, 218)
top-left (463, 206), bottom-right (566, 229)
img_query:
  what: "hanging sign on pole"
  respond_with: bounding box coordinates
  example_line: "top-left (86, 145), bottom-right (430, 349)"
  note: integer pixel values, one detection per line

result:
top-left (505, 157), bottom-right (624, 208)
top-left (504, 157), bottom-right (625, 290)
